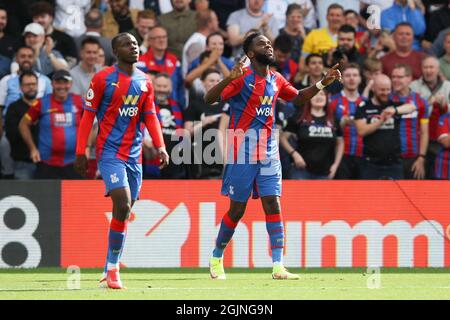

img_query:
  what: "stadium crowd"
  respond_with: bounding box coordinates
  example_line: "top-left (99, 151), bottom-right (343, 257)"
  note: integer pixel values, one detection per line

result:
top-left (0, 0), bottom-right (449, 180)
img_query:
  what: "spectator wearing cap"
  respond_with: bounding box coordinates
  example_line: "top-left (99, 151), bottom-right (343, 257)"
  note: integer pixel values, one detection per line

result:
top-left (29, 1), bottom-right (79, 68)
top-left (128, 9), bottom-right (157, 47)
top-left (102, 0), bottom-right (139, 39)
top-left (22, 22), bottom-right (69, 76)
top-left (381, 0), bottom-right (426, 51)
top-left (19, 69), bottom-right (83, 179)
top-left (76, 8), bottom-right (114, 66)
top-left (158, 0), bottom-right (197, 60)
top-left (380, 23), bottom-right (426, 81)
top-left (70, 37), bottom-right (102, 97)
top-left (5, 71), bottom-right (39, 179)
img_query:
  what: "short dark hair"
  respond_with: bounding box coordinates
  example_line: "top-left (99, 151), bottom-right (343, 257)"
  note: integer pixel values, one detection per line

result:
top-left (286, 3), bottom-right (302, 17)
top-left (338, 24), bottom-right (356, 35)
top-left (206, 32), bottom-right (223, 46)
top-left (344, 9), bottom-right (358, 17)
top-left (111, 32), bottom-right (131, 51)
top-left (273, 34), bottom-right (292, 54)
top-left (17, 45), bottom-right (35, 55)
top-left (29, 1), bottom-right (54, 18)
top-left (81, 36), bottom-right (100, 49)
top-left (327, 3), bottom-right (344, 15)
top-left (201, 68), bottom-right (220, 81)
top-left (394, 22), bottom-right (413, 32)
top-left (19, 70), bottom-right (38, 84)
top-left (154, 72), bottom-right (171, 80)
top-left (305, 53), bottom-right (323, 65)
top-left (243, 32), bottom-right (261, 55)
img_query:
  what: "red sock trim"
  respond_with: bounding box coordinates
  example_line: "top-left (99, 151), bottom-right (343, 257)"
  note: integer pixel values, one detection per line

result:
top-left (265, 213), bottom-right (282, 223)
top-left (223, 213), bottom-right (238, 229)
top-left (110, 217), bottom-right (127, 232)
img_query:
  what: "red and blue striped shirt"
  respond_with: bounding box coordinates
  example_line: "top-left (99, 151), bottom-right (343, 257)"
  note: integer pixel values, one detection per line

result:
top-left (84, 65), bottom-right (156, 163)
top-left (220, 66), bottom-right (298, 162)
top-left (390, 92), bottom-right (429, 158)
top-left (329, 91), bottom-right (364, 157)
top-left (26, 93), bottom-right (83, 167)
top-left (435, 113), bottom-right (450, 179)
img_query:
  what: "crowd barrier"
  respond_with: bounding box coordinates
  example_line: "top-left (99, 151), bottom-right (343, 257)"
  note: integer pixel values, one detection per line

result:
top-left (1, 180), bottom-right (450, 268)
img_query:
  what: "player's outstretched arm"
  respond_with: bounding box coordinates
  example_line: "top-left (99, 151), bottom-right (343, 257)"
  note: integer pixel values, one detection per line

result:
top-left (204, 56), bottom-right (246, 104)
top-left (292, 63), bottom-right (341, 106)
top-left (74, 110), bottom-right (96, 177)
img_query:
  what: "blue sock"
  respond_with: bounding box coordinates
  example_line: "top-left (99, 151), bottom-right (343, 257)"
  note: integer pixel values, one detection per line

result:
top-left (106, 218), bottom-right (127, 269)
top-left (212, 213), bottom-right (238, 258)
top-left (265, 214), bottom-right (284, 264)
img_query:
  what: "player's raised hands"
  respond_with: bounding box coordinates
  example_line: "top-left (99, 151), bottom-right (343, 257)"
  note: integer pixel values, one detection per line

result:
top-left (229, 56), bottom-right (246, 80)
top-left (322, 63), bottom-right (342, 86)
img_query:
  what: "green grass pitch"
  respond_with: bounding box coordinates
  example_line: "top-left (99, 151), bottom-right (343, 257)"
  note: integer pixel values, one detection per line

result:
top-left (0, 268), bottom-right (449, 300)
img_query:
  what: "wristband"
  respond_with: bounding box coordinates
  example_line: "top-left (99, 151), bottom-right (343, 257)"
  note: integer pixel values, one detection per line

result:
top-left (289, 150), bottom-right (297, 157)
top-left (315, 80), bottom-right (326, 90)
top-left (418, 154), bottom-right (426, 159)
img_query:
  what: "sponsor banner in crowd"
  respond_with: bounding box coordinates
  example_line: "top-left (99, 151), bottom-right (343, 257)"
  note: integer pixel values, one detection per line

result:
top-left (60, 180), bottom-right (450, 268)
top-left (0, 181), bottom-right (61, 267)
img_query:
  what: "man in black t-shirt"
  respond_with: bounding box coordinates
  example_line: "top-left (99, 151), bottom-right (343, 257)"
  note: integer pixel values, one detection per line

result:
top-left (354, 74), bottom-right (416, 179)
top-left (4, 71), bottom-right (39, 179)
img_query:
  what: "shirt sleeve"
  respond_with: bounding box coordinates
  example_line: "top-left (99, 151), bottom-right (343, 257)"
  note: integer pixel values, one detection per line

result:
top-left (142, 78), bottom-right (156, 115)
top-left (25, 99), bottom-right (42, 122)
top-left (84, 72), bottom-right (105, 113)
top-left (278, 75), bottom-right (298, 102)
top-left (220, 76), bottom-right (243, 101)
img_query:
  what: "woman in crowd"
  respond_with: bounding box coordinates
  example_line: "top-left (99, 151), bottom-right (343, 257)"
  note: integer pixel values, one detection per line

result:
top-left (280, 90), bottom-right (344, 180)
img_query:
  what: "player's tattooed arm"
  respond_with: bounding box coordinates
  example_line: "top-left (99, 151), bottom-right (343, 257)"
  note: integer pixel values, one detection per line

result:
top-left (204, 56), bottom-right (246, 104)
top-left (292, 64), bottom-right (341, 106)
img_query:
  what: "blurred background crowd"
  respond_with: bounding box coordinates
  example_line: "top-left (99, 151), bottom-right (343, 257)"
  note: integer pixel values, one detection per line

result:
top-left (0, 0), bottom-right (449, 181)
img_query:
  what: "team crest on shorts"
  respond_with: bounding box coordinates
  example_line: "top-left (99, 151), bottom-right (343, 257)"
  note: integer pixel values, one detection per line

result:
top-left (110, 173), bottom-right (119, 184)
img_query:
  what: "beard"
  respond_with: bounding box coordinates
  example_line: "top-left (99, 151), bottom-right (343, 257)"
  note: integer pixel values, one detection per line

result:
top-left (23, 92), bottom-right (37, 101)
top-left (254, 52), bottom-right (275, 66)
